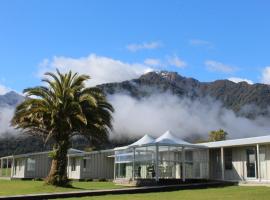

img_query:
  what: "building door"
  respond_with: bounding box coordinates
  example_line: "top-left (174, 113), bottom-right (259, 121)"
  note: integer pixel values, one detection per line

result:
top-left (246, 148), bottom-right (256, 178)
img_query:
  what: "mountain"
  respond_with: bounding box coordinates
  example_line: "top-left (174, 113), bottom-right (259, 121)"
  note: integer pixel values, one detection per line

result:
top-left (99, 71), bottom-right (270, 117)
top-left (0, 91), bottom-right (24, 108)
top-left (3, 71), bottom-right (270, 117)
top-left (1, 71), bottom-right (270, 156)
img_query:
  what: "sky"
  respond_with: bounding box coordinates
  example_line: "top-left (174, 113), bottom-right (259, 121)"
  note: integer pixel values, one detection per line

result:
top-left (1, 0), bottom-right (270, 94)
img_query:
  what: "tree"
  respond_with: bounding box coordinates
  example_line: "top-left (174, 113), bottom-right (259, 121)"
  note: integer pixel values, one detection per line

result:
top-left (208, 129), bottom-right (228, 142)
top-left (11, 70), bottom-right (114, 186)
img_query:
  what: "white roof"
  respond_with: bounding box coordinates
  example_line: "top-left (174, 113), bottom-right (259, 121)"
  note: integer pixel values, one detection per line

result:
top-left (114, 134), bottom-right (155, 150)
top-left (200, 135), bottom-right (270, 148)
top-left (128, 134), bottom-right (155, 147)
top-left (155, 130), bottom-right (191, 145)
top-left (68, 148), bottom-right (85, 154)
top-left (114, 130), bottom-right (205, 150)
top-left (1, 148), bottom-right (85, 159)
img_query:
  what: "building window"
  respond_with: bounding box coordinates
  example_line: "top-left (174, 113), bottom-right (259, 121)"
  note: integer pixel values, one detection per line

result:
top-left (83, 159), bottom-right (87, 171)
top-left (224, 148), bottom-right (232, 170)
top-left (14, 160), bottom-right (18, 174)
top-left (27, 158), bottom-right (36, 172)
top-left (185, 151), bottom-right (193, 163)
top-left (71, 158), bottom-right (76, 171)
top-left (18, 160), bottom-right (22, 171)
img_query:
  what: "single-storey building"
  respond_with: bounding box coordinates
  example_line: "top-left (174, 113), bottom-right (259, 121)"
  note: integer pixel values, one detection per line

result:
top-left (2, 130), bottom-right (270, 185)
top-left (114, 130), bottom-right (270, 185)
top-left (0, 148), bottom-right (114, 180)
top-left (202, 136), bottom-right (270, 183)
top-left (113, 131), bottom-right (208, 185)
top-left (67, 149), bottom-right (114, 180)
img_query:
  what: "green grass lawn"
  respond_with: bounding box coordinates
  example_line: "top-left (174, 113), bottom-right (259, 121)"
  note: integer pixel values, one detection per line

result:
top-left (0, 168), bottom-right (11, 177)
top-left (0, 180), bottom-right (124, 196)
top-left (62, 186), bottom-right (270, 200)
top-left (1, 180), bottom-right (270, 200)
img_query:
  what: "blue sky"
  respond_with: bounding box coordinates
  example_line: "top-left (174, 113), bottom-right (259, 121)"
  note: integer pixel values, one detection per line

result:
top-left (1, 0), bottom-right (270, 94)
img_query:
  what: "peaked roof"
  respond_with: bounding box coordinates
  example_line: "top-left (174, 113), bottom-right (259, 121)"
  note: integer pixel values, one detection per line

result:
top-left (128, 134), bottom-right (155, 147)
top-left (155, 130), bottom-right (191, 145)
top-left (114, 130), bottom-right (205, 150)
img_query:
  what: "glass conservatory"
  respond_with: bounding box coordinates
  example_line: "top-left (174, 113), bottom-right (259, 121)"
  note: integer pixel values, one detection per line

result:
top-left (114, 131), bottom-right (209, 182)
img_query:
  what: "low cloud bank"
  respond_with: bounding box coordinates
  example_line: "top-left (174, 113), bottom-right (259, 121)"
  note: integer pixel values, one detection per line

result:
top-left (0, 107), bottom-right (17, 137)
top-left (109, 93), bottom-right (270, 140)
top-left (1, 92), bottom-right (270, 141)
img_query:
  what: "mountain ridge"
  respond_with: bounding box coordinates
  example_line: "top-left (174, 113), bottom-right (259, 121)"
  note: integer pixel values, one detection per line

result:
top-left (1, 71), bottom-right (270, 156)
top-left (98, 71), bottom-right (270, 117)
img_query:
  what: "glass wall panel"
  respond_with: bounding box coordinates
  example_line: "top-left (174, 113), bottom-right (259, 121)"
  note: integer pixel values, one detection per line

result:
top-left (134, 146), bottom-right (156, 179)
top-left (115, 149), bottom-right (133, 163)
top-left (134, 161), bottom-right (155, 179)
top-left (115, 162), bottom-right (133, 179)
top-left (115, 149), bottom-right (134, 179)
top-left (159, 161), bottom-right (181, 179)
top-left (114, 145), bottom-right (208, 180)
top-left (158, 146), bottom-right (183, 179)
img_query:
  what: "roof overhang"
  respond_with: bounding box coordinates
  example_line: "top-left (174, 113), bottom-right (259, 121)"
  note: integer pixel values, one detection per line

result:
top-left (200, 135), bottom-right (270, 148)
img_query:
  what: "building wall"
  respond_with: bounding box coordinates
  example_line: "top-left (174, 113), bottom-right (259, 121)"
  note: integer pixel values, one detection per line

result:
top-left (67, 151), bottom-right (114, 180)
top-left (224, 147), bottom-right (245, 181)
top-left (258, 144), bottom-right (270, 180)
top-left (24, 153), bottom-right (51, 179)
top-left (12, 158), bottom-right (25, 178)
top-left (67, 157), bottom-right (81, 179)
top-left (209, 144), bottom-right (270, 181)
top-left (193, 149), bottom-right (209, 179)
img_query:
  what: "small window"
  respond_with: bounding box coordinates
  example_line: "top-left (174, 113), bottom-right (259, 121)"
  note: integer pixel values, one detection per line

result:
top-left (14, 160), bottom-right (18, 174)
top-left (224, 148), bottom-right (232, 170)
top-left (71, 158), bottom-right (76, 171)
top-left (83, 159), bottom-right (87, 171)
top-left (18, 160), bottom-right (22, 171)
top-left (185, 151), bottom-right (193, 163)
top-left (27, 158), bottom-right (36, 172)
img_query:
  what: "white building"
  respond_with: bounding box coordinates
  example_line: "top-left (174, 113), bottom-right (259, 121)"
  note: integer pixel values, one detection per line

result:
top-left (114, 131), bottom-right (270, 185)
top-left (0, 148), bottom-right (114, 180)
top-left (2, 131), bottom-right (270, 185)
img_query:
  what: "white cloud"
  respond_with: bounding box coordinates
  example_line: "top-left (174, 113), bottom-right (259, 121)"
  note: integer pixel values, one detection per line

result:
top-left (205, 60), bottom-right (237, 74)
top-left (126, 41), bottom-right (162, 52)
top-left (0, 107), bottom-right (17, 136)
top-left (189, 39), bottom-right (213, 48)
top-left (110, 93), bottom-right (270, 139)
top-left (261, 66), bottom-right (270, 84)
top-left (167, 55), bottom-right (187, 68)
top-left (0, 84), bottom-right (11, 95)
top-left (38, 54), bottom-right (154, 86)
top-left (144, 58), bottom-right (161, 66)
top-left (228, 77), bottom-right (253, 84)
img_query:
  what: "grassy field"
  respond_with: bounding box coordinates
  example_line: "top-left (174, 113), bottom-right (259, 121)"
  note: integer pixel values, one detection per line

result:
top-left (62, 186), bottom-right (270, 200)
top-left (0, 180), bottom-right (124, 196)
top-left (0, 168), bottom-right (11, 177)
top-left (1, 180), bottom-right (270, 199)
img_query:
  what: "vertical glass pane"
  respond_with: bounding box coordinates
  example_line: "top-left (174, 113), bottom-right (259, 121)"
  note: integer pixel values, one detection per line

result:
top-left (246, 148), bottom-right (256, 178)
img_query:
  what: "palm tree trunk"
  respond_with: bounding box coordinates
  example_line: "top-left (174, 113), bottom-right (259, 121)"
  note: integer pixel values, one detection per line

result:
top-left (46, 141), bottom-right (70, 186)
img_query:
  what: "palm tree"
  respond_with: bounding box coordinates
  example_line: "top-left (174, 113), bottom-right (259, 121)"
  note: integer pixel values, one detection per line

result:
top-left (11, 70), bottom-right (114, 186)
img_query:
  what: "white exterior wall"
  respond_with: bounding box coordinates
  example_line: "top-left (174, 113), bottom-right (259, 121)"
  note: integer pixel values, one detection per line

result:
top-left (224, 147), bottom-right (245, 181)
top-left (67, 157), bottom-right (81, 179)
top-left (209, 144), bottom-right (270, 182)
top-left (258, 144), bottom-right (270, 181)
top-left (193, 149), bottom-right (209, 179)
top-left (67, 150), bottom-right (114, 180)
top-left (12, 158), bottom-right (25, 178)
top-left (80, 151), bottom-right (114, 180)
top-left (12, 153), bottom-right (51, 179)
top-left (24, 153), bottom-right (51, 179)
